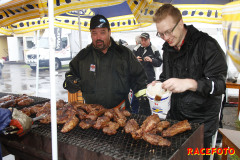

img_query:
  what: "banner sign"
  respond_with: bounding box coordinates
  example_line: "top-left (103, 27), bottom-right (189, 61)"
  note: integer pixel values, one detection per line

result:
top-left (222, 1), bottom-right (240, 71)
top-left (0, 0), bottom-right (124, 27)
top-left (128, 1), bottom-right (223, 24)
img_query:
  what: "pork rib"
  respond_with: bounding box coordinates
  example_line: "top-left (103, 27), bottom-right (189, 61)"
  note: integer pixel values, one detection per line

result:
top-left (162, 120), bottom-right (191, 137)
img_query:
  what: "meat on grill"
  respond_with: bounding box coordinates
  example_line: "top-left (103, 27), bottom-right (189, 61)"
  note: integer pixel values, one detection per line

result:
top-left (18, 98), bottom-right (34, 106)
top-left (79, 119), bottom-right (96, 129)
top-left (104, 109), bottom-right (115, 119)
top-left (0, 95), bottom-right (14, 103)
top-left (149, 121), bottom-right (171, 134)
top-left (102, 121), bottom-right (120, 135)
top-left (29, 104), bottom-right (44, 114)
top-left (0, 94), bottom-right (34, 108)
top-left (124, 119), bottom-right (139, 134)
top-left (162, 120), bottom-right (191, 137)
top-left (0, 100), bottom-right (16, 108)
top-left (61, 115), bottom-right (79, 133)
top-left (93, 116), bottom-right (110, 130)
top-left (21, 107), bottom-right (31, 116)
top-left (75, 108), bottom-right (87, 120)
top-left (121, 110), bottom-right (131, 117)
top-left (113, 108), bottom-right (127, 127)
top-left (142, 133), bottom-right (171, 147)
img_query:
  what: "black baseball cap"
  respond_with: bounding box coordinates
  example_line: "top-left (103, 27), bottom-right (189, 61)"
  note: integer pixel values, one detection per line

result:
top-left (90, 14), bottom-right (110, 30)
top-left (140, 32), bottom-right (150, 39)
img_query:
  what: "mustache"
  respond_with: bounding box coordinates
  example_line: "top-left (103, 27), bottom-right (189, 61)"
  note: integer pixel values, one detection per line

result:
top-left (96, 39), bottom-right (104, 43)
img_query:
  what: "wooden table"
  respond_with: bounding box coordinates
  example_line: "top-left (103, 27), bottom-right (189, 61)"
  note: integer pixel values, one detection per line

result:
top-left (218, 128), bottom-right (240, 160)
top-left (226, 82), bottom-right (240, 116)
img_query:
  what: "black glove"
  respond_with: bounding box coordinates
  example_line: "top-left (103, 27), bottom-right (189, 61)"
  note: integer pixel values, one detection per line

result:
top-left (138, 96), bottom-right (152, 116)
top-left (63, 76), bottom-right (81, 93)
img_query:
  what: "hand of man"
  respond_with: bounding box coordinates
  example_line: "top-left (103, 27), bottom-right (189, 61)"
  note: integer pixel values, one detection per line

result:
top-left (144, 56), bottom-right (152, 62)
top-left (162, 78), bottom-right (197, 93)
top-left (137, 56), bottom-right (143, 62)
top-left (63, 76), bottom-right (81, 93)
top-left (9, 109), bottom-right (32, 136)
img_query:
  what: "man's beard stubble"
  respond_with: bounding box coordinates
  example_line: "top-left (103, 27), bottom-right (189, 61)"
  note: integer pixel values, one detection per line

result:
top-left (94, 39), bottom-right (107, 51)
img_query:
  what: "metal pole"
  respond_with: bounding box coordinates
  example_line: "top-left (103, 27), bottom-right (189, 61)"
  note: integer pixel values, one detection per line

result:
top-left (48, 0), bottom-right (58, 160)
top-left (78, 10), bottom-right (82, 50)
top-left (35, 30), bottom-right (40, 96)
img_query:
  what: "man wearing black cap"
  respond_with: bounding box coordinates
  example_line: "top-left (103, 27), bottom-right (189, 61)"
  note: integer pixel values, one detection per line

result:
top-left (133, 32), bottom-right (162, 84)
top-left (63, 15), bottom-right (150, 115)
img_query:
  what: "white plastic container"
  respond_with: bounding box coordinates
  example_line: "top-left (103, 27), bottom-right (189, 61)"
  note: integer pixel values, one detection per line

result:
top-left (146, 82), bottom-right (172, 119)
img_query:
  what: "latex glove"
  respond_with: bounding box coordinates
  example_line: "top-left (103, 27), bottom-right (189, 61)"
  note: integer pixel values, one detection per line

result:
top-left (10, 109), bottom-right (32, 136)
top-left (63, 75), bottom-right (81, 93)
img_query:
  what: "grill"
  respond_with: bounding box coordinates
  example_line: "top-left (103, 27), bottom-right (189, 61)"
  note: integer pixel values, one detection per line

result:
top-left (0, 92), bottom-right (50, 109)
top-left (0, 93), bottom-right (203, 159)
top-left (30, 114), bottom-right (201, 160)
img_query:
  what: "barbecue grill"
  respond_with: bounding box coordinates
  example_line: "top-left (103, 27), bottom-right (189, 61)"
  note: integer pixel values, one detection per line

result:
top-left (0, 113), bottom-right (204, 160)
top-left (0, 92), bottom-right (50, 109)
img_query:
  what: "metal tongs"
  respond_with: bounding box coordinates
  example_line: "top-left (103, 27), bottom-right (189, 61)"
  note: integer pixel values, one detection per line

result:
top-left (2, 113), bottom-right (47, 135)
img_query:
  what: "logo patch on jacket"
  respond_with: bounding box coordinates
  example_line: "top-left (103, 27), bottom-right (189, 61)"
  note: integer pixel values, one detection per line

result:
top-left (90, 64), bottom-right (96, 72)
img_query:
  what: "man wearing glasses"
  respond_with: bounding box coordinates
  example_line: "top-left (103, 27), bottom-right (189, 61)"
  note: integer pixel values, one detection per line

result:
top-left (152, 4), bottom-right (227, 159)
top-left (63, 15), bottom-right (149, 114)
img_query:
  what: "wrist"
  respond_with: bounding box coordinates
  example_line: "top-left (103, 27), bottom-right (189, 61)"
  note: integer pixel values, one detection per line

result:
top-left (186, 79), bottom-right (197, 91)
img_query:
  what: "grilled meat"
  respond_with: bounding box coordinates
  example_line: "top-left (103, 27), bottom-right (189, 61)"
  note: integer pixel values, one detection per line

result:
top-left (75, 108), bottom-right (87, 120)
top-left (162, 120), bottom-right (191, 137)
top-left (124, 119), bottom-right (139, 134)
top-left (121, 110), bottom-right (131, 117)
top-left (29, 104), bottom-right (44, 114)
top-left (0, 95), bottom-right (14, 103)
top-left (104, 109), bottom-right (115, 119)
top-left (93, 116), bottom-right (111, 130)
top-left (79, 119), bottom-right (96, 129)
top-left (85, 114), bottom-right (98, 121)
top-left (142, 133), bottom-right (171, 146)
top-left (113, 108), bottom-right (127, 127)
top-left (102, 121), bottom-right (120, 135)
top-left (141, 114), bottom-right (160, 133)
top-left (18, 97), bottom-right (34, 106)
top-left (21, 107), bottom-right (31, 116)
top-left (61, 115), bottom-right (79, 133)
top-left (0, 99), bottom-right (16, 108)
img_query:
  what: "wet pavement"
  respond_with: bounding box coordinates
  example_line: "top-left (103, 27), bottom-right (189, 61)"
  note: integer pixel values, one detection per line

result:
top-left (0, 63), bottom-right (69, 102)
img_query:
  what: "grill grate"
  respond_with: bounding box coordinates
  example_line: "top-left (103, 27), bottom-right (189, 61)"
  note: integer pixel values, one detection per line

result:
top-left (31, 114), bottom-right (200, 160)
top-left (0, 92), bottom-right (50, 109)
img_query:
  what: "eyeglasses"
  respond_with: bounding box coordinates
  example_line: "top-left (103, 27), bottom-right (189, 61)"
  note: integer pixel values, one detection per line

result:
top-left (156, 20), bottom-right (180, 38)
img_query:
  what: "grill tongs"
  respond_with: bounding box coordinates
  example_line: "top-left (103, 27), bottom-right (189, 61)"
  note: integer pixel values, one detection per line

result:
top-left (3, 114), bottom-right (47, 135)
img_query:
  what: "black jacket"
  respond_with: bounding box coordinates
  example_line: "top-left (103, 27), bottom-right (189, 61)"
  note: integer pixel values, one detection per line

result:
top-left (133, 43), bottom-right (162, 83)
top-left (65, 38), bottom-right (147, 109)
top-left (160, 25), bottom-right (228, 137)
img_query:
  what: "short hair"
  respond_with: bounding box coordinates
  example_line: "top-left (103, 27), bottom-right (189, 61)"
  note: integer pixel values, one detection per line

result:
top-left (153, 4), bottom-right (182, 23)
top-left (135, 35), bottom-right (141, 45)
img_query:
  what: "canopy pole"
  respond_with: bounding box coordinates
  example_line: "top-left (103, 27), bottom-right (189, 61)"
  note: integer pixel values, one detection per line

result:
top-left (35, 30), bottom-right (40, 96)
top-left (78, 10), bottom-right (82, 50)
top-left (48, 0), bottom-right (58, 160)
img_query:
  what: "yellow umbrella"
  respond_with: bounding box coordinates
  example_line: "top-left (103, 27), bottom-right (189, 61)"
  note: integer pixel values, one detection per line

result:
top-left (222, 1), bottom-right (240, 72)
top-left (0, 1), bottom-right (151, 35)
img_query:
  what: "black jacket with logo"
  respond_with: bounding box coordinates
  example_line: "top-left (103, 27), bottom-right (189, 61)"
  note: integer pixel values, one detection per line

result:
top-left (65, 38), bottom-right (147, 109)
top-left (133, 43), bottom-right (162, 83)
top-left (160, 25), bottom-right (228, 137)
